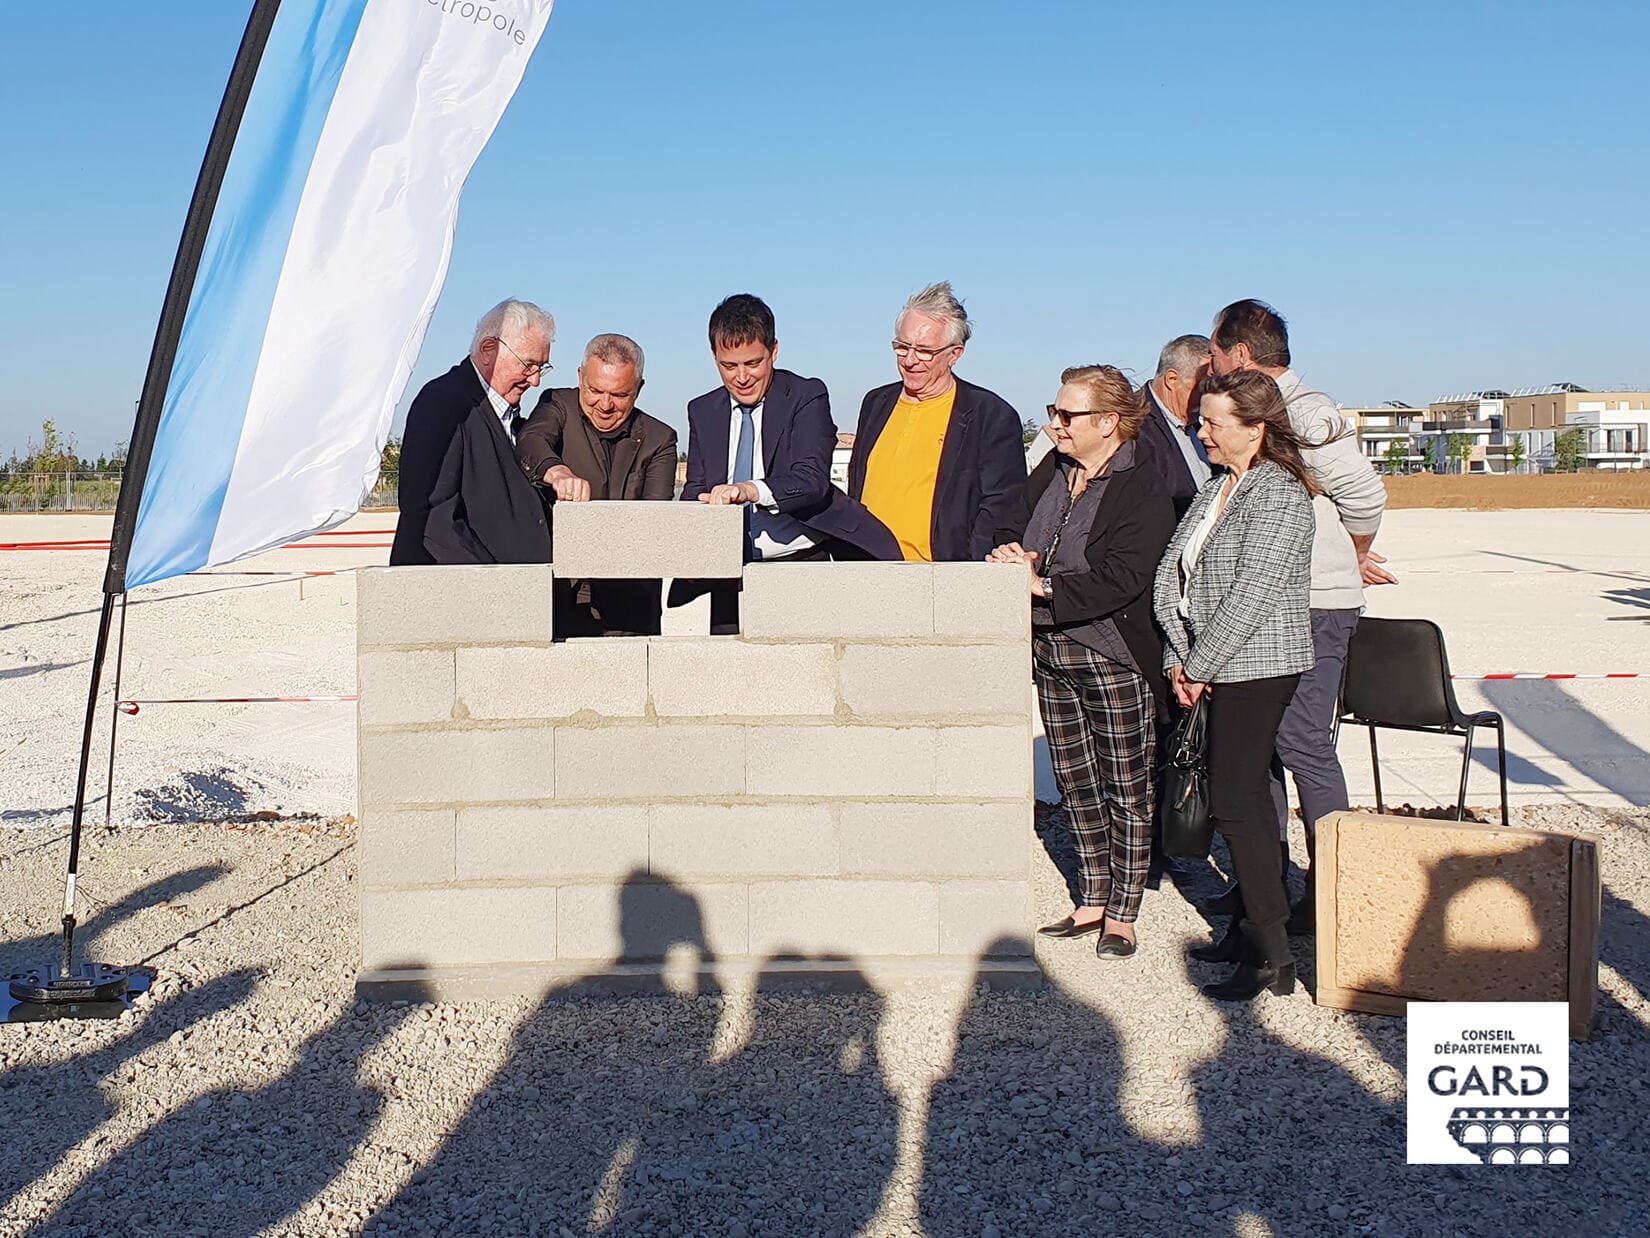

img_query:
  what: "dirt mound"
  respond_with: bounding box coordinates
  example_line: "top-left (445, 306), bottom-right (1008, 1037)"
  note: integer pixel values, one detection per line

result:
top-left (1384, 472), bottom-right (1650, 510)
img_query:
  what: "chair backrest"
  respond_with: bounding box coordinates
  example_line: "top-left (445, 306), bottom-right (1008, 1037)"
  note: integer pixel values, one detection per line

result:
top-left (1340, 617), bottom-right (1463, 729)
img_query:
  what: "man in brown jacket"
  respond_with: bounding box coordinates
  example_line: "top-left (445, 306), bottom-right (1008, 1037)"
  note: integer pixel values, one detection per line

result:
top-left (516, 333), bottom-right (678, 635)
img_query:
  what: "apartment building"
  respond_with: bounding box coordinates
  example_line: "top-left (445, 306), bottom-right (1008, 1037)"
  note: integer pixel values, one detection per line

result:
top-left (1500, 385), bottom-right (1650, 471)
top-left (1349, 403), bottom-right (1427, 472)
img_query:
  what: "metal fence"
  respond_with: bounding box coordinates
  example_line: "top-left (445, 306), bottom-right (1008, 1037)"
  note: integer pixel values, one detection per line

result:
top-left (0, 471), bottom-right (402, 512)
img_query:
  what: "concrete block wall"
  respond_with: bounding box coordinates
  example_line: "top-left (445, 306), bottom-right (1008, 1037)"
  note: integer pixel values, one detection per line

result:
top-left (357, 507), bottom-right (1038, 998)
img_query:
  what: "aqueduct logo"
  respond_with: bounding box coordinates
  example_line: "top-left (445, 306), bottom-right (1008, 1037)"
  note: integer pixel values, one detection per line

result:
top-left (1406, 1002), bottom-right (1570, 1165)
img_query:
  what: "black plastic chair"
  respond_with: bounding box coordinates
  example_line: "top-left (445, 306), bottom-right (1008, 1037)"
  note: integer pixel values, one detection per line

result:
top-left (1336, 617), bottom-right (1509, 826)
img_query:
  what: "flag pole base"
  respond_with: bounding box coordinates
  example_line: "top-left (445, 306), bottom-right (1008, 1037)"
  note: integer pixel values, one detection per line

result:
top-left (8, 962), bottom-right (134, 1008)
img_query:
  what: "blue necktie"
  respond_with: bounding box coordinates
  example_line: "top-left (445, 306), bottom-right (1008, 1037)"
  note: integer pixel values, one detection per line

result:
top-left (733, 404), bottom-right (756, 483)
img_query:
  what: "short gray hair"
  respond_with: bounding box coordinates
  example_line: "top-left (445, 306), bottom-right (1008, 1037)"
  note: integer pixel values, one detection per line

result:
top-left (471, 299), bottom-right (556, 355)
top-left (1155, 333), bottom-right (1211, 380)
top-left (896, 281), bottom-right (972, 348)
top-left (583, 333), bottom-right (645, 379)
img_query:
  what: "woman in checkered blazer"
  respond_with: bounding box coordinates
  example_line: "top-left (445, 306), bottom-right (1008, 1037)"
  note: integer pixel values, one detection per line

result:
top-left (989, 366), bottom-right (1176, 961)
top-left (1153, 368), bottom-right (1318, 1002)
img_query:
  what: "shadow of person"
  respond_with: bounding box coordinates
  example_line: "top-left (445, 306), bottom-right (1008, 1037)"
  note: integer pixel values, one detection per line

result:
top-left (0, 969), bottom-right (258, 1209)
top-left (367, 872), bottom-right (899, 1236)
top-left (920, 935), bottom-right (1182, 1236)
top-left (38, 994), bottom-right (422, 1237)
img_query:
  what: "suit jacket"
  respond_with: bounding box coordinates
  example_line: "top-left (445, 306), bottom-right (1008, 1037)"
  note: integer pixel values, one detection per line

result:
top-left (1152, 460), bottom-right (1316, 685)
top-left (516, 388), bottom-right (677, 635)
top-left (1134, 386), bottom-right (1205, 516)
top-left (517, 387), bottom-right (678, 501)
top-left (996, 447), bottom-right (1176, 718)
top-left (391, 360), bottom-right (550, 566)
top-left (849, 377), bottom-right (1028, 562)
top-left (679, 369), bottom-right (899, 560)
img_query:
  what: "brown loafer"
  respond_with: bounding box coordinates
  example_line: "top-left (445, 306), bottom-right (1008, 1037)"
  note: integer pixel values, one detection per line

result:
top-left (1096, 932), bottom-right (1138, 959)
top-left (1037, 915), bottom-right (1107, 940)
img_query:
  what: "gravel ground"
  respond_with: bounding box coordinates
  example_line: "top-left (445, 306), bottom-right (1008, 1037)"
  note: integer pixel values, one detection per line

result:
top-left (2, 803), bottom-right (1647, 1238)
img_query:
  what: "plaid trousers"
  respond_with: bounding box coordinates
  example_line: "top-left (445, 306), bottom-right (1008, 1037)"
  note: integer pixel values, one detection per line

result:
top-left (1033, 631), bottom-right (1157, 921)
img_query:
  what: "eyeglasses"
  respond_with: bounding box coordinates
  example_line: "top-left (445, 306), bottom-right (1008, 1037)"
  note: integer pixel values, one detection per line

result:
top-left (891, 339), bottom-right (959, 361)
top-left (1046, 405), bottom-right (1117, 427)
top-left (495, 337), bottom-right (552, 376)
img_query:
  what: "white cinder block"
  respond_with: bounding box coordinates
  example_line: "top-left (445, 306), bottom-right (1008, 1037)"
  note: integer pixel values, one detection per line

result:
top-left (556, 880), bottom-right (750, 960)
top-left (457, 641), bottom-right (648, 720)
top-left (357, 565), bottom-right (552, 647)
top-left (555, 725), bottom-right (746, 799)
top-left (938, 883), bottom-right (1035, 957)
top-left (361, 887), bottom-right (557, 969)
top-left (357, 649), bottom-right (455, 726)
top-left (359, 727), bottom-right (554, 806)
top-left (552, 503), bottom-right (743, 579)
top-left (838, 644), bottom-right (1030, 718)
top-left (746, 726), bottom-right (935, 797)
top-left (359, 809), bottom-right (456, 886)
top-left (649, 639), bottom-right (837, 718)
top-left (649, 803), bottom-right (838, 878)
top-left (659, 585), bottom-right (712, 636)
top-left (748, 880), bottom-right (939, 956)
top-left (935, 725), bottom-right (1032, 799)
top-left (456, 805), bottom-right (649, 881)
top-left (837, 802), bottom-right (1028, 878)
top-left (741, 563), bottom-right (934, 638)
top-left (933, 562), bottom-right (1029, 638)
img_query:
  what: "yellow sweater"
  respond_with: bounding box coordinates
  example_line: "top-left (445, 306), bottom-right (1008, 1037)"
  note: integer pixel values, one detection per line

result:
top-left (860, 388), bottom-right (956, 561)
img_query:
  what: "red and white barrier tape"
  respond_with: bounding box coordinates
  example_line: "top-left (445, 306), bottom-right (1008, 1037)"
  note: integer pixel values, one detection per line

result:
top-left (1453, 673), bottom-right (1640, 681)
top-left (117, 695), bottom-right (358, 715)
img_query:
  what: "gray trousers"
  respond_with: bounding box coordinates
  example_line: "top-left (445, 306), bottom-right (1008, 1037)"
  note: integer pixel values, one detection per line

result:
top-left (1271, 607), bottom-right (1360, 860)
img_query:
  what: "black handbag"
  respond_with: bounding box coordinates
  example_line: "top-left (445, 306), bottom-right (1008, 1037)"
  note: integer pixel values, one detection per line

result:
top-left (1158, 695), bottom-right (1213, 861)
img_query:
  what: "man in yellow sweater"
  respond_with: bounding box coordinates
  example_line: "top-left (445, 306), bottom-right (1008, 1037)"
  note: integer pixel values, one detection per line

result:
top-left (848, 282), bottom-right (1026, 561)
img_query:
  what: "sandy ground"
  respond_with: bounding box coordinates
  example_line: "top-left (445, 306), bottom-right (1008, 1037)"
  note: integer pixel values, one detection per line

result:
top-left (1384, 473), bottom-right (1650, 510)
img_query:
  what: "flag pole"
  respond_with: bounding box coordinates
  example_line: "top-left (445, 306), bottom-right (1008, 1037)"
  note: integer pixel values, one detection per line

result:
top-left (11, 0), bottom-right (286, 1011)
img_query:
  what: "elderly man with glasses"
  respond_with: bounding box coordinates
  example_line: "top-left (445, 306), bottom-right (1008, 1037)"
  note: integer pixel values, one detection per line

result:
top-left (847, 282), bottom-right (1027, 561)
top-left (390, 298), bottom-right (555, 566)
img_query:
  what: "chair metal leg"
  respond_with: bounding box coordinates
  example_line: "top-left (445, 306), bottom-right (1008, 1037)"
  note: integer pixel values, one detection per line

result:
top-left (1494, 718), bottom-right (1509, 827)
top-left (1455, 724), bottom-right (1476, 821)
top-left (1368, 725), bottom-right (1384, 814)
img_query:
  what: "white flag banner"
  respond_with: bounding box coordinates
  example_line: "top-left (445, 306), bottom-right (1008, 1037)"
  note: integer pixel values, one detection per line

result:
top-left (125, 0), bottom-right (555, 589)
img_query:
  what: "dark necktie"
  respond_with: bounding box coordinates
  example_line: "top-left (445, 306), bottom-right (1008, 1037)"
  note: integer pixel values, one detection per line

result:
top-left (733, 404), bottom-right (757, 483)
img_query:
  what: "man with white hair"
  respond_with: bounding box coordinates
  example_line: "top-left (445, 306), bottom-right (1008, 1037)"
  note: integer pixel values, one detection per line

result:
top-left (848, 281), bottom-right (1026, 561)
top-left (390, 298), bottom-right (555, 565)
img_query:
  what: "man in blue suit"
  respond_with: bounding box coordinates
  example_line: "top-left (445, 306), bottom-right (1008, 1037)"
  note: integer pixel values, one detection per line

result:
top-left (676, 294), bottom-right (897, 629)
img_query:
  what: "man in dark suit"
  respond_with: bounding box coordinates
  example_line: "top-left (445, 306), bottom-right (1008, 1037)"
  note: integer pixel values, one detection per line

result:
top-left (848, 282), bottom-right (1026, 562)
top-left (1135, 333), bottom-right (1213, 514)
top-left (390, 299), bottom-right (554, 566)
top-left (675, 294), bottom-right (898, 629)
top-left (516, 333), bottom-right (677, 635)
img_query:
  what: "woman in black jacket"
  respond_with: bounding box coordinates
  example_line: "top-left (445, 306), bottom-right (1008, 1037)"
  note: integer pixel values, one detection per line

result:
top-left (990, 365), bottom-right (1176, 959)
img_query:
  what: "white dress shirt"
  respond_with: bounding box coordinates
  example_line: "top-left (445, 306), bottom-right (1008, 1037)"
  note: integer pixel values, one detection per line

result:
top-left (472, 361), bottom-right (520, 440)
top-left (1149, 383), bottom-right (1212, 486)
top-left (724, 393), bottom-right (818, 558)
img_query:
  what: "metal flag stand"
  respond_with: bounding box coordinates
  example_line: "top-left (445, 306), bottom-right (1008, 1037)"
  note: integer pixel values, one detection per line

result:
top-left (7, 0), bottom-right (285, 1017)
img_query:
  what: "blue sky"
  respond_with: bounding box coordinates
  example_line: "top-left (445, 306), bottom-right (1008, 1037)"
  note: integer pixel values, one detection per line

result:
top-left (2, 0), bottom-right (1646, 459)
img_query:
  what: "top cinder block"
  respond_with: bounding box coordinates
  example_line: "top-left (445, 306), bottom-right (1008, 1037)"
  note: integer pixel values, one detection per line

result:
top-left (552, 503), bottom-right (743, 579)
top-left (357, 565), bottom-right (552, 648)
top-left (742, 563), bottom-right (934, 638)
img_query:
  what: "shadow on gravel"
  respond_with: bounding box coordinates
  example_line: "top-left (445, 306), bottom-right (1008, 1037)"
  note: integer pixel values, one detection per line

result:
top-left (367, 872), bottom-right (898, 1237)
top-left (0, 865), bottom-right (226, 980)
top-left (0, 970), bottom-right (259, 1212)
top-left (40, 999), bottom-right (421, 1237)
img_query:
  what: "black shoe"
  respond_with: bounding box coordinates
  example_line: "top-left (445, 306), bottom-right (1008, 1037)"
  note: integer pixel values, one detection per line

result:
top-left (1286, 893), bottom-right (1316, 937)
top-left (1201, 961), bottom-right (1297, 1002)
top-left (1037, 915), bottom-right (1106, 940)
top-left (1189, 919), bottom-right (1244, 963)
top-left (1198, 884), bottom-right (1243, 917)
top-left (1096, 933), bottom-right (1137, 960)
